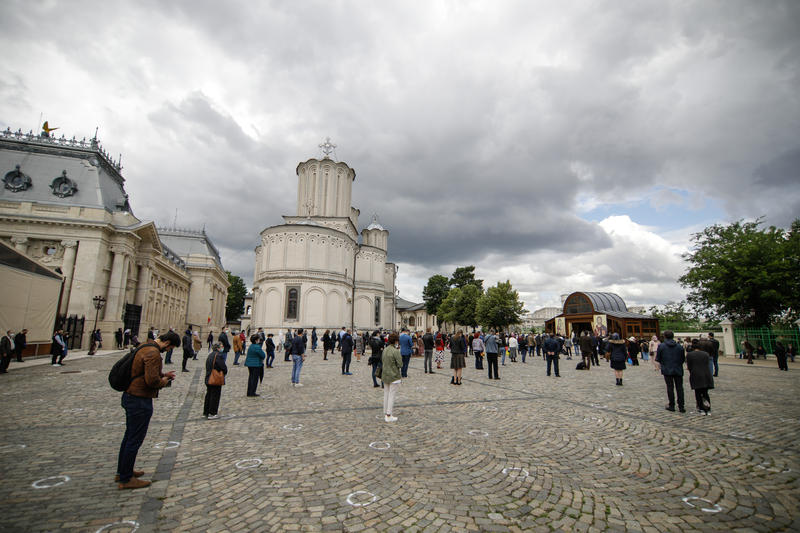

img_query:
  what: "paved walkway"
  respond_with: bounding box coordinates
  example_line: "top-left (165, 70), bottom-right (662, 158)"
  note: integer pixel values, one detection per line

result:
top-left (0, 351), bottom-right (797, 532)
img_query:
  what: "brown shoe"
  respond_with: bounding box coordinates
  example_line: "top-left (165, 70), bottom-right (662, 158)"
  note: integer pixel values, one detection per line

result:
top-left (118, 477), bottom-right (151, 490)
top-left (114, 470), bottom-right (144, 482)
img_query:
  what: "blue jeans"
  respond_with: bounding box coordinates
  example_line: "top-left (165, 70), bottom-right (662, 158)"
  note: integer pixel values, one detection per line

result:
top-left (220, 350), bottom-right (229, 362)
top-left (117, 393), bottom-right (153, 483)
top-left (291, 354), bottom-right (303, 383)
top-left (501, 349), bottom-right (506, 365)
top-left (266, 351), bottom-right (275, 367)
top-left (164, 349), bottom-right (173, 364)
top-left (401, 354), bottom-right (411, 377)
top-left (233, 350), bottom-right (242, 364)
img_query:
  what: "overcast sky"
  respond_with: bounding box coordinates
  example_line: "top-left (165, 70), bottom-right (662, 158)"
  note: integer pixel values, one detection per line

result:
top-left (2, 1), bottom-right (798, 312)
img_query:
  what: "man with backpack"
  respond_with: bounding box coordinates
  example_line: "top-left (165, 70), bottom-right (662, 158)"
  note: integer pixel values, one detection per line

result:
top-left (115, 330), bottom-right (180, 489)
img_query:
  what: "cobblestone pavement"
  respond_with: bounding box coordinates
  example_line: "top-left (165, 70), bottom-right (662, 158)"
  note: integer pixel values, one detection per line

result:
top-left (1, 351), bottom-right (798, 532)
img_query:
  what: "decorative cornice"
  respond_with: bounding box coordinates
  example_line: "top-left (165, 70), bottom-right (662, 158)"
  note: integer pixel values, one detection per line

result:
top-left (1, 127), bottom-right (123, 175)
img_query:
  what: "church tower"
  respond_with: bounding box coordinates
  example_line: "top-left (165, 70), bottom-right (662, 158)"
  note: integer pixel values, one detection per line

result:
top-left (252, 140), bottom-right (396, 333)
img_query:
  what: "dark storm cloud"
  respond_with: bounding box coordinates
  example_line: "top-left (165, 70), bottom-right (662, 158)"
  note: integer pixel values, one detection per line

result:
top-left (1, 0), bottom-right (798, 306)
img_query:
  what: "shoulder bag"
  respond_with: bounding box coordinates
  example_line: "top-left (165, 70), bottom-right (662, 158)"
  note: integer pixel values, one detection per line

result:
top-left (208, 353), bottom-right (225, 386)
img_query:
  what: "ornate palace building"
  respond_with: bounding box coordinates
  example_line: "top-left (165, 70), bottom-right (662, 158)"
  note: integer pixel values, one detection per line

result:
top-left (251, 141), bottom-right (397, 333)
top-left (0, 126), bottom-right (228, 352)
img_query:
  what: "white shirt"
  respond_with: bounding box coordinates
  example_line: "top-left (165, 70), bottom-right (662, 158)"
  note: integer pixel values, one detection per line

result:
top-left (508, 337), bottom-right (518, 348)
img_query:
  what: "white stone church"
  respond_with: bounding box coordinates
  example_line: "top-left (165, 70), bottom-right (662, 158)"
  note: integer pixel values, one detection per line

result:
top-left (251, 143), bottom-right (397, 333)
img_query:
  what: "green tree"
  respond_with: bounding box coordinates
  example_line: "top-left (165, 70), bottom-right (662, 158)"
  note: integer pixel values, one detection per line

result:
top-left (476, 280), bottom-right (525, 331)
top-left (450, 265), bottom-right (483, 291)
top-left (647, 302), bottom-right (705, 332)
top-left (453, 283), bottom-right (481, 331)
top-left (679, 218), bottom-right (800, 327)
top-left (225, 272), bottom-right (248, 322)
top-left (437, 287), bottom-right (459, 331)
top-left (423, 274), bottom-right (450, 318)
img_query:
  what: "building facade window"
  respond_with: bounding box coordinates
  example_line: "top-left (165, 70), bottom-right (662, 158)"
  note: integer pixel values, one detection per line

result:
top-left (375, 297), bottom-right (381, 325)
top-left (408, 316), bottom-right (415, 327)
top-left (285, 286), bottom-right (300, 320)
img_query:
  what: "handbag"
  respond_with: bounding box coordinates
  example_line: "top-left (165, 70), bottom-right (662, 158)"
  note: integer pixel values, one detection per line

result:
top-left (208, 353), bottom-right (225, 386)
top-left (375, 364), bottom-right (382, 379)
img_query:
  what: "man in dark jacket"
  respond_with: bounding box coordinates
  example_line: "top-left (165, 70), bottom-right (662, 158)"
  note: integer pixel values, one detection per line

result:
top-left (265, 333), bottom-right (276, 368)
top-left (340, 329), bottom-right (354, 375)
top-left (422, 328), bottom-right (435, 374)
top-left (686, 339), bottom-right (714, 414)
top-left (579, 331), bottom-right (593, 370)
top-left (655, 330), bottom-right (686, 412)
top-left (290, 328), bottom-right (306, 386)
top-left (116, 330), bottom-right (179, 489)
top-left (181, 329), bottom-right (194, 372)
top-left (369, 330), bottom-right (384, 387)
top-left (13, 329), bottom-right (27, 362)
top-left (0, 330), bottom-right (14, 373)
top-left (543, 334), bottom-right (560, 377)
top-left (218, 328), bottom-right (231, 361)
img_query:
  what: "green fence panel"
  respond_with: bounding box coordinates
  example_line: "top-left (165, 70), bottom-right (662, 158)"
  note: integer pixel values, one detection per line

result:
top-left (733, 327), bottom-right (800, 355)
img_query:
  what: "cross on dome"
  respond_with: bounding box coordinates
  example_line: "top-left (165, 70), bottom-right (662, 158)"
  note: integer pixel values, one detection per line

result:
top-left (319, 137), bottom-right (337, 159)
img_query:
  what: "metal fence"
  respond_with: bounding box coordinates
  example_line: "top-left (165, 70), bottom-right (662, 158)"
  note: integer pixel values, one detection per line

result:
top-left (733, 327), bottom-right (799, 354)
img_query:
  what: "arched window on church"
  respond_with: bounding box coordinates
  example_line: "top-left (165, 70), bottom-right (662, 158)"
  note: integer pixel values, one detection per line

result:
top-left (374, 297), bottom-right (381, 325)
top-left (286, 287), bottom-right (299, 320)
top-left (409, 316), bottom-right (416, 327)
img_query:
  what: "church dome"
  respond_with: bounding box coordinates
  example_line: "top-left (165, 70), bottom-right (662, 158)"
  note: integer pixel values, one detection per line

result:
top-left (365, 214), bottom-right (385, 231)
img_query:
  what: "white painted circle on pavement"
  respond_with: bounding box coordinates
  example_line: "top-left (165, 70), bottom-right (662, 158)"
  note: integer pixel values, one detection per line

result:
top-left (283, 423), bottom-right (303, 431)
top-left (502, 467), bottom-right (530, 478)
top-left (482, 406), bottom-right (498, 411)
top-left (235, 458), bottom-right (262, 469)
top-left (0, 444), bottom-right (26, 452)
top-left (95, 521), bottom-right (140, 533)
top-left (682, 496), bottom-right (723, 513)
top-left (153, 441), bottom-right (180, 449)
top-left (468, 430), bottom-right (489, 437)
top-left (346, 490), bottom-right (377, 507)
top-left (369, 442), bottom-right (391, 450)
top-left (729, 432), bottom-right (754, 440)
top-left (308, 401), bottom-right (324, 407)
top-left (32, 475), bottom-right (70, 489)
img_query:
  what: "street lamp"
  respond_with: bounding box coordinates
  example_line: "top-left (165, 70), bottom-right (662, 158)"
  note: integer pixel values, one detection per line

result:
top-left (88, 295), bottom-right (106, 355)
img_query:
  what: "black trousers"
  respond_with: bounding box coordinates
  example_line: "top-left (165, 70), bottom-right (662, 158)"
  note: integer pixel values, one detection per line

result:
top-left (246, 367), bottom-right (260, 396)
top-left (592, 349), bottom-right (599, 366)
top-left (203, 385), bottom-right (222, 416)
top-left (0, 354), bottom-right (10, 373)
top-left (664, 375), bottom-right (685, 408)
top-left (474, 351), bottom-right (483, 370)
top-left (694, 388), bottom-right (710, 411)
top-left (776, 354), bottom-right (788, 371)
top-left (182, 354), bottom-right (192, 371)
top-left (487, 353), bottom-right (499, 379)
top-left (342, 352), bottom-right (352, 374)
top-left (546, 354), bottom-right (560, 376)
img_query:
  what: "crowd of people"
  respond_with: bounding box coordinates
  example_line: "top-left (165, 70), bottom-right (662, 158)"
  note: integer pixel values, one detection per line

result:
top-left (111, 323), bottom-right (748, 490)
top-left (0, 320), bottom-right (791, 490)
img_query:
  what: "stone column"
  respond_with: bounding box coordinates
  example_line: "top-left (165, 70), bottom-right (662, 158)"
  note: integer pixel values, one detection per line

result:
top-left (10, 235), bottom-right (28, 254)
top-left (134, 261), bottom-right (150, 327)
top-left (720, 319), bottom-right (735, 358)
top-left (59, 240), bottom-right (78, 314)
top-left (105, 246), bottom-right (127, 324)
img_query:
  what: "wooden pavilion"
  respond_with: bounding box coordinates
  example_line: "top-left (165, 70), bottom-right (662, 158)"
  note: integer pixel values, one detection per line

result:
top-left (545, 291), bottom-right (659, 339)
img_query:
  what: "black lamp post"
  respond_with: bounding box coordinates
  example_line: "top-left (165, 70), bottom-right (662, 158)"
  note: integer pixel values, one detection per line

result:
top-left (88, 295), bottom-right (106, 355)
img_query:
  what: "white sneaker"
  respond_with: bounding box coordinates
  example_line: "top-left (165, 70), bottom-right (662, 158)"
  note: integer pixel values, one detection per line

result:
top-left (52, 364), bottom-right (61, 367)
top-left (294, 383), bottom-right (303, 387)
top-left (207, 414), bottom-right (219, 420)
top-left (385, 415), bottom-right (397, 422)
